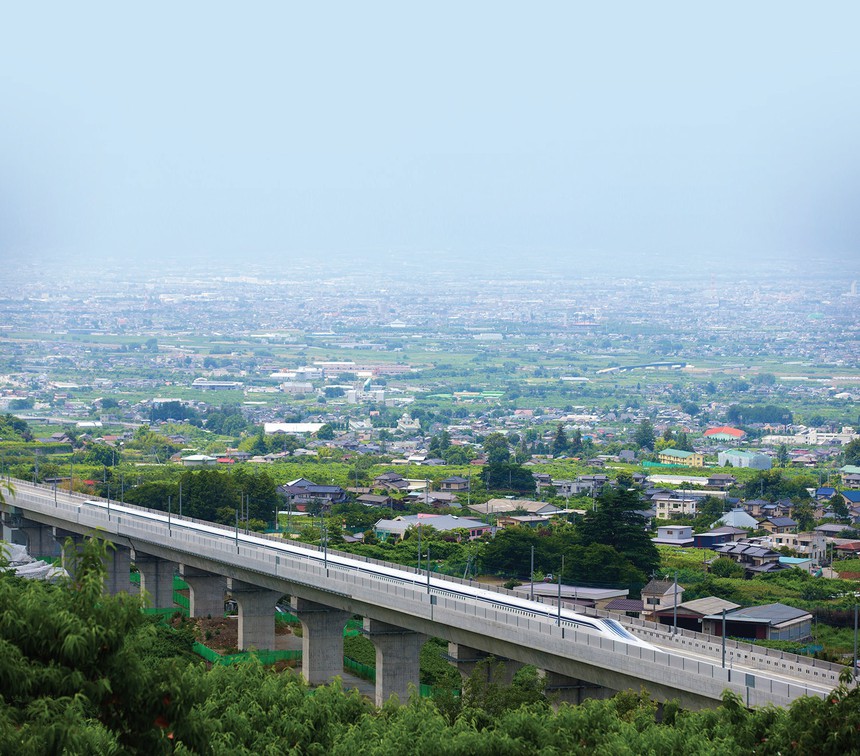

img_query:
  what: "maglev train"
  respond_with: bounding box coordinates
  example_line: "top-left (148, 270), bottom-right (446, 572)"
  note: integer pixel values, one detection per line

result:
top-left (80, 498), bottom-right (655, 649)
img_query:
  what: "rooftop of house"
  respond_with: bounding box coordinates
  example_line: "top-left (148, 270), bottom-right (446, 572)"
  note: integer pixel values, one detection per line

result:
top-left (764, 517), bottom-right (798, 528)
top-left (676, 597), bottom-right (741, 616)
top-left (604, 598), bottom-right (645, 612)
top-left (375, 514), bottom-right (489, 534)
top-left (705, 602), bottom-right (811, 625)
top-left (642, 579), bottom-right (678, 595)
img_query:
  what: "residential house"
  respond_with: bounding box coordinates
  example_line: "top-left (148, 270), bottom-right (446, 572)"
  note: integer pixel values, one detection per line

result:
top-left (374, 514), bottom-right (491, 542)
top-left (712, 542), bottom-right (787, 575)
top-left (652, 493), bottom-right (700, 520)
top-left (512, 584), bottom-right (629, 611)
top-left (707, 473), bottom-right (737, 489)
top-left (356, 494), bottom-right (395, 508)
top-left (701, 603), bottom-right (812, 641)
top-left (693, 526), bottom-right (749, 549)
top-left (841, 490), bottom-right (860, 509)
top-left (814, 523), bottom-right (850, 538)
top-left (277, 479), bottom-right (347, 509)
top-left (652, 525), bottom-right (694, 546)
top-left (840, 465), bottom-right (860, 488)
top-left (761, 516), bottom-right (797, 534)
top-left (743, 498), bottom-right (770, 517)
top-left (468, 499), bottom-right (561, 518)
top-left (834, 540), bottom-right (860, 558)
top-left (814, 487), bottom-right (836, 501)
top-left (713, 508), bottom-right (758, 530)
top-left (654, 596), bottom-right (740, 633)
top-left (373, 471), bottom-right (410, 492)
top-left (496, 514), bottom-right (552, 528)
top-left (603, 597), bottom-right (645, 618)
top-left (767, 531), bottom-right (826, 562)
top-left (778, 557), bottom-right (817, 573)
top-left (439, 476), bottom-right (470, 492)
top-left (569, 474), bottom-right (611, 496)
top-left (641, 579), bottom-right (685, 620)
top-left (532, 473), bottom-right (553, 493)
top-left (658, 448), bottom-right (704, 467)
top-left (407, 490), bottom-right (461, 508)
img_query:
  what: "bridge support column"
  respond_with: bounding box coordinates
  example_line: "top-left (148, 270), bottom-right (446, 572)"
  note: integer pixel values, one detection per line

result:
top-left (53, 528), bottom-right (130, 595)
top-left (180, 565), bottom-right (226, 618)
top-left (228, 579), bottom-right (281, 651)
top-left (291, 597), bottom-right (350, 686)
top-left (19, 518), bottom-right (58, 559)
top-left (541, 670), bottom-right (615, 705)
top-left (363, 619), bottom-right (424, 706)
top-left (447, 643), bottom-right (524, 685)
top-left (104, 544), bottom-right (131, 596)
top-left (133, 552), bottom-right (176, 609)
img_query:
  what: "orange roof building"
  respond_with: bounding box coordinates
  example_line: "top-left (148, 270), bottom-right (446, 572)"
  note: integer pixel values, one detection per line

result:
top-left (703, 426), bottom-right (746, 441)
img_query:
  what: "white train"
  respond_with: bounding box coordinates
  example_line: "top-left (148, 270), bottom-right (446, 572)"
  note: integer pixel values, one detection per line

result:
top-left (80, 498), bottom-right (654, 649)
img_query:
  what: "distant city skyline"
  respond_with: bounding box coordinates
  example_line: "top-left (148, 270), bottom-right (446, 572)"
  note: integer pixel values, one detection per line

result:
top-left (1, 3), bottom-right (858, 276)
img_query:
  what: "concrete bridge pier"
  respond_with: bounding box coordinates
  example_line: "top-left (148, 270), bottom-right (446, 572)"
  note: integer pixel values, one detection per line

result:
top-left (53, 528), bottom-right (131, 595)
top-left (291, 597), bottom-right (350, 686)
top-left (363, 618), bottom-right (425, 706)
top-left (447, 643), bottom-right (525, 685)
top-left (133, 551), bottom-right (176, 609)
top-left (541, 669), bottom-right (615, 705)
top-left (104, 544), bottom-right (131, 595)
top-left (180, 565), bottom-right (226, 618)
top-left (18, 518), bottom-right (58, 559)
top-left (228, 578), bottom-right (281, 651)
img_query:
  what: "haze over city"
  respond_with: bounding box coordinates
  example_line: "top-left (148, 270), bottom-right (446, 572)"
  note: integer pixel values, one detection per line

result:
top-left (2, 2), bottom-right (858, 277)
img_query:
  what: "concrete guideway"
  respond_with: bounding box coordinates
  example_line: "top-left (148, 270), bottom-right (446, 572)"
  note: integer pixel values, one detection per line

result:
top-left (2, 479), bottom-right (849, 709)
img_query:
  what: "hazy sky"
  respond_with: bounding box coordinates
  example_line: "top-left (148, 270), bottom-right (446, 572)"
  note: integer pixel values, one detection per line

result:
top-left (1, 2), bottom-right (858, 274)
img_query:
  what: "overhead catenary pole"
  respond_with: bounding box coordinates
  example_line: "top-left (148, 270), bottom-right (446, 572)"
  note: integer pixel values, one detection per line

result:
top-left (530, 544), bottom-right (535, 602)
top-left (673, 571), bottom-right (679, 634)
top-left (557, 555), bottom-right (564, 626)
top-left (722, 608), bottom-right (727, 668)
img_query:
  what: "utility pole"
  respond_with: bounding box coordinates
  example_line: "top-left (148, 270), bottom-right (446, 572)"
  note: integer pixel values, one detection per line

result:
top-left (854, 605), bottom-right (858, 679)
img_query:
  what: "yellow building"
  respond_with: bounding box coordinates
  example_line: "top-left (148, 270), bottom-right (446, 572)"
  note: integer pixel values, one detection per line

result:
top-left (658, 448), bottom-right (704, 467)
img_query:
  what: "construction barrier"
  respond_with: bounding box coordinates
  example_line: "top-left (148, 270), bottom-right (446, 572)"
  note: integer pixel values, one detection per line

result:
top-left (192, 642), bottom-right (302, 666)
